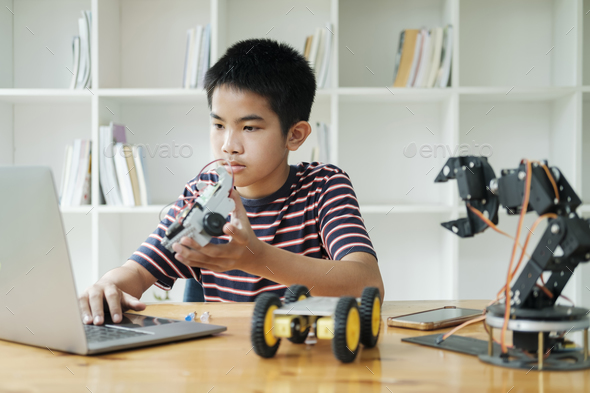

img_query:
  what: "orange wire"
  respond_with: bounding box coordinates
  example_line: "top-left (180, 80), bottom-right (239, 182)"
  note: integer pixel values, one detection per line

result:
top-left (501, 159), bottom-right (532, 354)
top-left (468, 203), bottom-right (560, 304)
top-left (446, 159), bottom-right (565, 348)
top-left (532, 161), bottom-right (559, 202)
top-left (442, 315), bottom-right (486, 341)
top-left (466, 205), bottom-right (531, 259)
top-left (509, 213), bottom-right (557, 277)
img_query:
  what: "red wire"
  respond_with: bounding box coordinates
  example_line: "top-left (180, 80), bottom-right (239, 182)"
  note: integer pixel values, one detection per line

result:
top-left (173, 159), bottom-right (235, 226)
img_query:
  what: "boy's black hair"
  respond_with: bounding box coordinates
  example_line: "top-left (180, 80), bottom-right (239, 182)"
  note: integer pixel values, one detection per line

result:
top-left (204, 38), bottom-right (316, 137)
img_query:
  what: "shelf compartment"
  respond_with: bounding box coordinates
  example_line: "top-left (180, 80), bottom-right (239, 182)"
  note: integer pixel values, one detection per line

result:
top-left (1, 0), bottom-right (91, 89)
top-left (458, 93), bottom-right (578, 184)
top-left (97, 211), bottom-right (187, 302)
top-left (362, 211), bottom-right (456, 301)
top-left (217, 0), bottom-right (334, 88)
top-left (339, 0), bottom-right (454, 88)
top-left (98, 96), bottom-right (212, 205)
top-left (97, 0), bottom-right (210, 88)
top-left (0, 101), bottom-right (91, 189)
top-left (339, 97), bottom-right (455, 206)
top-left (459, 0), bottom-right (577, 87)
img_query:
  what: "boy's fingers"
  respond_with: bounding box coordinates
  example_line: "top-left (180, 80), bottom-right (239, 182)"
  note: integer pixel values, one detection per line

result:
top-left (87, 289), bottom-right (105, 325)
top-left (121, 292), bottom-right (146, 312)
top-left (103, 286), bottom-right (123, 323)
top-left (228, 189), bottom-right (248, 220)
top-left (223, 222), bottom-right (247, 244)
top-left (78, 294), bottom-right (93, 324)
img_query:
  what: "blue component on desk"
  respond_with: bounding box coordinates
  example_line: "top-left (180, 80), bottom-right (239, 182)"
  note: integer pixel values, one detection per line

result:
top-left (185, 312), bottom-right (196, 322)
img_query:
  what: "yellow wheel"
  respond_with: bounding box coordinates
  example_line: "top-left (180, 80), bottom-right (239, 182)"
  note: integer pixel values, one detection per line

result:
top-left (251, 293), bottom-right (282, 358)
top-left (360, 287), bottom-right (381, 348)
top-left (284, 285), bottom-right (311, 344)
top-left (332, 297), bottom-right (360, 363)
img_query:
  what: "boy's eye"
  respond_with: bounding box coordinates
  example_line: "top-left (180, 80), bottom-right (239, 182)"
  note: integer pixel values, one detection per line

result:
top-left (213, 123), bottom-right (224, 129)
top-left (244, 126), bottom-right (258, 131)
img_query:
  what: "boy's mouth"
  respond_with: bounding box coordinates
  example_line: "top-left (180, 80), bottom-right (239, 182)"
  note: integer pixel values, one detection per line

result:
top-left (224, 162), bottom-right (246, 174)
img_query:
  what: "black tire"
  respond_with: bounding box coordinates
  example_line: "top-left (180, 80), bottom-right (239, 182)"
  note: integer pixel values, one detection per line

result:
top-left (251, 293), bottom-right (282, 358)
top-left (359, 287), bottom-right (381, 348)
top-left (284, 285), bottom-right (311, 344)
top-left (332, 297), bottom-right (360, 363)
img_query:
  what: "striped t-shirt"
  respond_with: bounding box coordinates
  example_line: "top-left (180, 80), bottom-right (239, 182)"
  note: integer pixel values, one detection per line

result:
top-left (129, 162), bottom-right (377, 302)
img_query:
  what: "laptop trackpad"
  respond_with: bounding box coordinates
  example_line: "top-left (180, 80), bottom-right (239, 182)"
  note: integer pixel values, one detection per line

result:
top-left (103, 313), bottom-right (181, 328)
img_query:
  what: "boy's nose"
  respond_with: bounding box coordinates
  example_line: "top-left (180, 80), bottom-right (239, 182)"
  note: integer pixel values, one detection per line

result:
top-left (222, 130), bottom-right (243, 155)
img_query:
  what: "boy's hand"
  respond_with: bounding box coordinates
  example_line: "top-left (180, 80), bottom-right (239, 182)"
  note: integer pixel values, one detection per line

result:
top-left (172, 188), bottom-right (262, 273)
top-left (78, 281), bottom-right (146, 325)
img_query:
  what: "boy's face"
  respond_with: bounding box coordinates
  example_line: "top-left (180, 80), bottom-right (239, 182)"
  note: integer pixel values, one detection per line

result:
top-left (209, 85), bottom-right (290, 197)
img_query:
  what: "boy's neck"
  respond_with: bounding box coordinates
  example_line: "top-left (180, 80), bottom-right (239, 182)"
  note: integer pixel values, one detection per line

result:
top-left (236, 159), bottom-right (291, 200)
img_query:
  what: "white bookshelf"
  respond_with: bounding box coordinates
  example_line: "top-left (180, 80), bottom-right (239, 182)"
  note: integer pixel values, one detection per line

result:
top-left (1, 0), bottom-right (589, 306)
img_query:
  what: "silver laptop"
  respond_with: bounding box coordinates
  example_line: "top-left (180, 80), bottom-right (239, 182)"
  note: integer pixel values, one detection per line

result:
top-left (0, 166), bottom-right (226, 355)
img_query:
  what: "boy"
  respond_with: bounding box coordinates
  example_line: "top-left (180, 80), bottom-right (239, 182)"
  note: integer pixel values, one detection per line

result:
top-left (79, 38), bottom-right (384, 326)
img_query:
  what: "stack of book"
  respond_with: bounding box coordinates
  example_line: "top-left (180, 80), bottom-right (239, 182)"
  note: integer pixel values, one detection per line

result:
top-left (392, 25), bottom-right (453, 88)
top-left (99, 122), bottom-right (151, 207)
top-left (69, 10), bottom-right (92, 89)
top-left (182, 24), bottom-right (211, 89)
top-left (303, 23), bottom-right (333, 89)
top-left (60, 139), bottom-right (92, 206)
top-left (310, 122), bottom-right (331, 164)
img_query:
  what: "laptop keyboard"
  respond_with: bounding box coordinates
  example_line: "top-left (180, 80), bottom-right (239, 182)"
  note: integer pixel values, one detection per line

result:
top-left (84, 324), bottom-right (149, 343)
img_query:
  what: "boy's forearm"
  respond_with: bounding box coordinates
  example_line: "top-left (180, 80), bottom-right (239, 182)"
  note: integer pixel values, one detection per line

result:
top-left (245, 242), bottom-right (384, 299)
top-left (99, 261), bottom-right (152, 300)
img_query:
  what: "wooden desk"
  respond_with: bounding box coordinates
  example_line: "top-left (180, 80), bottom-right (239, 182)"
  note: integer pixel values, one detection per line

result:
top-left (0, 300), bottom-right (588, 392)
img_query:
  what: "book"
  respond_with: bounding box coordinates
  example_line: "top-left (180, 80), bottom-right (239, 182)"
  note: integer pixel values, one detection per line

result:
top-left (393, 29), bottom-right (419, 87)
top-left (435, 25), bottom-right (453, 88)
top-left (190, 25), bottom-right (204, 89)
top-left (414, 29), bottom-right (433, 87)
top-left (392, 31), bottom-right (405, 84)
top-left (303, 35), bottom-right (312, 58)
top-left (307, 28), bottom-right (322, 70)
top-left (426, 28), bottom-right (444, 88)
top-left (314, 28), bottom-right (326, 81)
top-left (71, 140), bottom-right (90, 206)
top-left (80, 149), bottom-right (92, 205)
top-left (69, 36), bottom-right (80, 89)
top-left (111, 122), bottom-right (127, 143)
top-left (75, 11), bottom-right (91, 89)
top-left (197, 24), bottom-right (211, 89)
top-left (98, 126), bottom-right (112, 205)
top-left (61, 139), bottom-right (82, 206)
top-left (124, 145), bottom-right (141, 206)
top-left (318, 23), bottom-right (333, 89)
top-left (59, 144), bottom-right (73, 203)
top-left (137, 146), bottom-right (152, 205)
top-left (99, 125), bottom-right (124, 206)
top-left (406, 29), bottom-right (425, 87)
top-left (133, 145), bottom-right (149, 206)
top-left (113, 143), bottom-right (135, 207)
top-left (183, 28), bottom-right (195, 88)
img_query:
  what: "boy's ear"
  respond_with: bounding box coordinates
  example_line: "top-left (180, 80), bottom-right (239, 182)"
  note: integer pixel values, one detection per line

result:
top-left (286, 121), bottom-right (312, 152)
